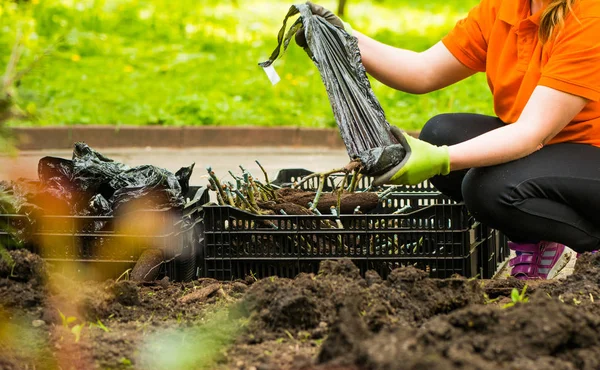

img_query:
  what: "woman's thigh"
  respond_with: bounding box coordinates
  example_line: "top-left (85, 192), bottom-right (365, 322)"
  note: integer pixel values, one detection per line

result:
top-left (462, 143), bottom-right (600, 251)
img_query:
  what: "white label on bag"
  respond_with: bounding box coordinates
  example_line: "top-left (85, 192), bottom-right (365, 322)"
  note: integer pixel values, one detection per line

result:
top-left (263, 65), bottom-right (281, 85)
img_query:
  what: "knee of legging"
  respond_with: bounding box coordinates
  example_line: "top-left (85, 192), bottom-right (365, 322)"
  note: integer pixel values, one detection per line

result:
top-left (419, 114), bottom-right (461, 145)
top-left (462, 167), bottom-right (513, 224)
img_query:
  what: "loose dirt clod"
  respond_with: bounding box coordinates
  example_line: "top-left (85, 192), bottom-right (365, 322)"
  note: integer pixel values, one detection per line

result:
top-left (540, 252), bottom-right (600, 313)
top-left (0, 250), bottom-right (48, 312)
top-left (178, 283), bottom-right (221, 304)
top-left (111, 280), bottom-right (140, 306)
top-left (0, 249), bottom-right (47, 285)
top-left (241, 260), bottom-right (482, 345)
top-left (231, 282), bottom-right (249, 294)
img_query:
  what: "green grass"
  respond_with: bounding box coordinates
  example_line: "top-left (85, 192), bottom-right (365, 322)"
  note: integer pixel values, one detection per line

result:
top-left (0, 0), bottom-right (493, 130)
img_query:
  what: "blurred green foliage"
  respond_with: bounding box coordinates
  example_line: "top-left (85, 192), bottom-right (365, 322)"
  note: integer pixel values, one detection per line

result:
top-left (0, 0), bottom-right (492, 130)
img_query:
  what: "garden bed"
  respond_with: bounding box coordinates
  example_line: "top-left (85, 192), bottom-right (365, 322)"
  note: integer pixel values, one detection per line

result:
top-left (1, 249), bottom-right (600, 369)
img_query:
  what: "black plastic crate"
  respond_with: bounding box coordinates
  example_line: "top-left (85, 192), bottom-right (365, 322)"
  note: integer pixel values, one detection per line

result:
top-left (0, 186), bottom-right (209, 281)
top-left (201, 196), bottom-right (504, 280)
top-left (272, 167), bottom-right (510, 277)
top-left (198, 169), bottom-right (509, 280)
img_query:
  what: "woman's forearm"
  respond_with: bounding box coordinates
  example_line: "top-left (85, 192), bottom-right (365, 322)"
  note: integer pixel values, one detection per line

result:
top-left (448, 123), bottom-right (542, 171)
top-left (448, 86), bottom-right (588, 171)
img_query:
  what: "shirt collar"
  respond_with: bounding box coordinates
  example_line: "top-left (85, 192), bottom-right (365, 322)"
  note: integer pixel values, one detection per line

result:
top-left (499, 0), bottom-right (545, 26)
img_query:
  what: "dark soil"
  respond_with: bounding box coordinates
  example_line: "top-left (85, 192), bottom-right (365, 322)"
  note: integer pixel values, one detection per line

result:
top-left (308, 293), bottom-right (600, 370)
top-left (2, 250), bottom-right (600, 370)
top-left (0, 249), bottom-right (248, 369)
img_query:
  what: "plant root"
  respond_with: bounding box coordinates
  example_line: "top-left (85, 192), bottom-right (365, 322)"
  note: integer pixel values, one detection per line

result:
top-left (276, 188), bottom-right (378, 214)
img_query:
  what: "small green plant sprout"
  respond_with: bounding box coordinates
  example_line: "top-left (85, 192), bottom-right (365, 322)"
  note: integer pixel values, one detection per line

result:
top-left (116, 268), bottom-right (131, 283)
top-left (502, 285), bottom-right (529, 309)
top-left (249, 270), bottom-right (258, 282)
top-left (468, 273), bottom-right (481, 282)
top-left (119, 358), bottom-right (133, 367)
top-left (297, 331), bottom-right (311, 342)
top-left (58, 310), bottom-right (77, 328)
top-left (483, 292), bottom-right (500, 305)
top-left (71, 323), bottom-right (84, 343)
top-left (89, 319), bottom-right (110, 333)
top-left (284, 329), bottom-right (294, 341)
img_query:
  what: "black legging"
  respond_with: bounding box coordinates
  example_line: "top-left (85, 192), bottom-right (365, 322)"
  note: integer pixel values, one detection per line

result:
top-left (420, 113), bottom-right (600, 253)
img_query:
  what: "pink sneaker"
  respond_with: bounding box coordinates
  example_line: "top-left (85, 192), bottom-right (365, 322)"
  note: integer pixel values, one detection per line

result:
top-left (509, 241), bottom-right (572, 280)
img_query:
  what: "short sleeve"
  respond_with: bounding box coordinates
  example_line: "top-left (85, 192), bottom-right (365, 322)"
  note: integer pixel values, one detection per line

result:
top-left (442, 1), bottom-right (493, 72)
top-left (539, 16), bottom-right (600, 102)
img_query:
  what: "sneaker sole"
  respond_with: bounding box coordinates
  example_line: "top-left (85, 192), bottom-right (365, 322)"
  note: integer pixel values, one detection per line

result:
top-left (545, 247), bottom-right (573, 280)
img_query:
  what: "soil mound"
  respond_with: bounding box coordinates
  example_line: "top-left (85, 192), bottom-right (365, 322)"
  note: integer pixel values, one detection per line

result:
top-left (311, 253), bottom-right (600, 370)
top-left (542, 252), bottom-right (600, 313)
top-left (241, 260), bottom-right (483, 343)
top-left (316, 292), bottom-right (600, 370)
top-left (0, 249), bottom-right (48, 284)
top-left (0, 250), bottom-right (48, 312)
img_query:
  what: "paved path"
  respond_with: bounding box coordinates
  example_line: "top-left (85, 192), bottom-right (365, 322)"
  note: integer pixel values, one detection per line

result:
top-left (0, 146), bottom-right (349, 185)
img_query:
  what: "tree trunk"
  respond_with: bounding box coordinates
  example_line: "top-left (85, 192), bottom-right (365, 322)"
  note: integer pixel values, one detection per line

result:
top-left (337, 0), bottom-right (348, 16)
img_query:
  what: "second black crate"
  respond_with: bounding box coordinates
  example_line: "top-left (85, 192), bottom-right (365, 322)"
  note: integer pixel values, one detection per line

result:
top-left (0, 186), bottom-right (209, 281)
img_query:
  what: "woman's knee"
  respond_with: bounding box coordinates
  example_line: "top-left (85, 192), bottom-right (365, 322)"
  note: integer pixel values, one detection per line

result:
top-left (418, 114), bottom-right (459, 145)
top-left (461, 167), bottom-right (512, 226)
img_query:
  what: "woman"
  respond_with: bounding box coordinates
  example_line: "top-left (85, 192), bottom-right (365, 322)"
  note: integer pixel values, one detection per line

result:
top-left (298, 0), bottom-right (600, 280)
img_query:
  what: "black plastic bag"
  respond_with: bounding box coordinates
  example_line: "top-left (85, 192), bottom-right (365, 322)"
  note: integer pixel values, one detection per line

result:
top-left (259, 3), bottom-right (406, 175)
top-left (110, 164), bottom-right (185, 214)
top-left (1, 143), bottom-right (195, 248)
top-left (175, 163), bottom-right (195, 198)
top-left (38, 157), bottom-right (81, 214)
top-left (71, 142), bottom-right (129, 200)
top-left (4, 143), bottom-right (193, 217)
top-left (70, 143), bottom-right (191, 214)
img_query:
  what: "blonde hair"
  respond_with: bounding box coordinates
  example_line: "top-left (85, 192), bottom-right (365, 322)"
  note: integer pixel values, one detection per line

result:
top-left (539, 0), bottom-right (578, 43)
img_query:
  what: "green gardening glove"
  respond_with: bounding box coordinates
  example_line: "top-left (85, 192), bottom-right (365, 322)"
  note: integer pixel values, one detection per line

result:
top-left (372, 126), bottom-right (451, 186)
top-left (295, 2), bottom-right (353, 48)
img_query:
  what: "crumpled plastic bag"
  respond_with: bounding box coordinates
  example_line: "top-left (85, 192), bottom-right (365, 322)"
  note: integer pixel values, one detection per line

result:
top-left (259, 3), bottom-right (406, 175)
top-left (1, 143), bottom-right (195, 247)
top-left (70, 142), bottom-right (194, 214)
top-left (2, 142), bottom-right (194, 217)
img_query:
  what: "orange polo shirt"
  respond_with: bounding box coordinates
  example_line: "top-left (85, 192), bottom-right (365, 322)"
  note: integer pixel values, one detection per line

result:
top-left (442, 0), bottom-right (600, 146)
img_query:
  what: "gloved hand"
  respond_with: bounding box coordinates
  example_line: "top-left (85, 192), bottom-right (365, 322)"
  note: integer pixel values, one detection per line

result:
top-left (372, 126), bottom-right (451, 186)
top-left (295, 2), bottom-right (351, 48)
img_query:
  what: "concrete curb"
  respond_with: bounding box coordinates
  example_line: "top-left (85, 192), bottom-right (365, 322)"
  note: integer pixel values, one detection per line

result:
top-left (11, 126), bottom-right (421, 150)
